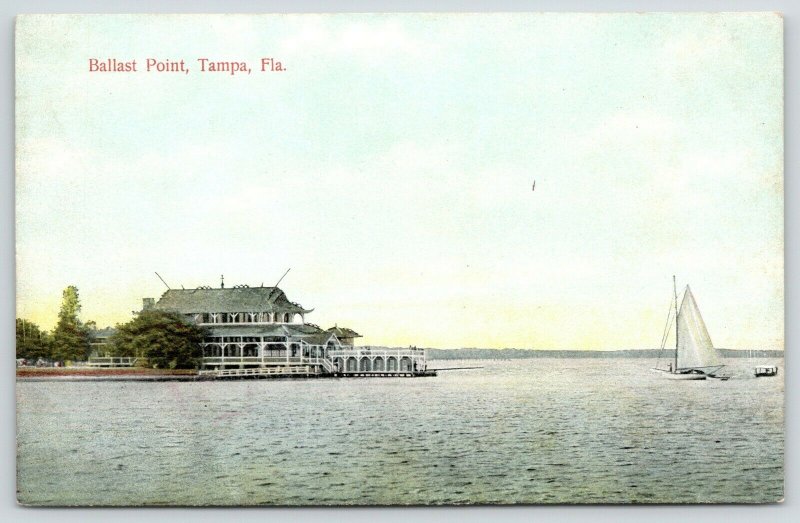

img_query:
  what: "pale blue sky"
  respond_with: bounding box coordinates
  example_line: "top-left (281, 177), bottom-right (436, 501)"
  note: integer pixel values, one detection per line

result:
top-left (15, 13), bottom-right (783, 349)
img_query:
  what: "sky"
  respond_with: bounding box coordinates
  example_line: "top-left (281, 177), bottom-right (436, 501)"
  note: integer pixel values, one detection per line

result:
top-left (15, 13), bottom-right (783, 350)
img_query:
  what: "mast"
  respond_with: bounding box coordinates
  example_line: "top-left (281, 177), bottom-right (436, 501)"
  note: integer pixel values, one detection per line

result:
top-left (265, 268), bottom-right (291, 303)
top-left (673, 275), bottom-right (678, 372)
top-left (155, 272), bottom-right (171, 290)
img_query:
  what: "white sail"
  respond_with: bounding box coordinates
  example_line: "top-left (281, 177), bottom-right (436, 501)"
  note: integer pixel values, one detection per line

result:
top-left (676, 286), bottom-right (721, 369)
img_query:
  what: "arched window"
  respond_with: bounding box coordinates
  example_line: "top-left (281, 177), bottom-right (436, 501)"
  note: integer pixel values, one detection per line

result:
top-left (283, 313), bottom-right (290, 323)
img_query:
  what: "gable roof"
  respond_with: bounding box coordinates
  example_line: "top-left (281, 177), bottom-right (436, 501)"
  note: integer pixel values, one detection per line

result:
top-left (302, 331), bottom-right (339, 345)
top-left (326, 326), bottom-right (362, 338)
top-left (153, 287), bottom-right (312, 314)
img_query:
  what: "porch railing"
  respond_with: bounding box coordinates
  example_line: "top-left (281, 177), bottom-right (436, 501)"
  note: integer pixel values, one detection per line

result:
top-left (200, 355), bottom-right (326, 366)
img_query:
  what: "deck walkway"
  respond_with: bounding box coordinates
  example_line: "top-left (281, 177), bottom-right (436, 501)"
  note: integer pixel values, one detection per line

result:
top-left (198, 365), bottom-right (322, 380)
top-left (196, 366), bottom-right (437, 380)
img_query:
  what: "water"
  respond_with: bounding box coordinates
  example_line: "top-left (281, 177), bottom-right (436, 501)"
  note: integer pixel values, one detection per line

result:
top-left (16, 358), bottom-right (784, 505)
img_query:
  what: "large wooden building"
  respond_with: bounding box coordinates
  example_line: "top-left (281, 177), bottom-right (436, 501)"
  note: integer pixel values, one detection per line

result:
top-left (89, 279), bottom-right (429, 377)
top-left (144, 284), bottom-right (351, 364)
top-left (138, 281), bottom-right (428, 377)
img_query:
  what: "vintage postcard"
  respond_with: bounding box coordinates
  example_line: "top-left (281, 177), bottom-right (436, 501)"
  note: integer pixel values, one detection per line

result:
top-left (15, 13), bottom-right (783, 505)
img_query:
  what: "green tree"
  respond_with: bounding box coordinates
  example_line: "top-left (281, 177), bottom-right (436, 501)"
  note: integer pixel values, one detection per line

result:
top-left (111, 310), bottom-right (205, 369)
top-left (15, 319), bottom-right (52, 360)
top-left (51, 286), bottom-right (91, 362)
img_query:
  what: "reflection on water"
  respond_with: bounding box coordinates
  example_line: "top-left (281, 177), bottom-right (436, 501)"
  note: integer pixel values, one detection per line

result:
top-left (17, 358), bottom-right (783, 505)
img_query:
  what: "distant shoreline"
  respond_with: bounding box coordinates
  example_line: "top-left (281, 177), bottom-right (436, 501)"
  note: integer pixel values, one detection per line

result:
top-left (426, 348), bottom-right (784, 360)
top-left (16, 349), bottom-right (783, 381)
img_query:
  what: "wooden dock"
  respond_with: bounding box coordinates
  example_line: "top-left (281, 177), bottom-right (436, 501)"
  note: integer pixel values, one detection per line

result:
top-left (196, 365), bottom-right (437, 380)
top-left (84, 345), bottom-right (437, 381)
top-left (333, 370), bottom-right (437, 378)
top-left (198, 365), bottom-right (320, 380)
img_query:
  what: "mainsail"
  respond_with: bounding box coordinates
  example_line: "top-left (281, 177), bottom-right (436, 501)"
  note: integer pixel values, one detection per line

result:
top-left (676, 286), bottom-right (721, 369)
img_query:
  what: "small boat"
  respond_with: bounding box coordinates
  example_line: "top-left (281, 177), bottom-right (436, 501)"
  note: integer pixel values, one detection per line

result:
top-left (650, 367), bottom-right (707, 380)
top-left (754, 365), bottom-right (778, 377)
top-left (651, 277), bottom-right (725, 381)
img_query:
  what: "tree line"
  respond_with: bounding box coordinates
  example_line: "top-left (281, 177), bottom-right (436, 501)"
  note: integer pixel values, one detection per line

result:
top-left (16, 286), bottom-right (205, 369)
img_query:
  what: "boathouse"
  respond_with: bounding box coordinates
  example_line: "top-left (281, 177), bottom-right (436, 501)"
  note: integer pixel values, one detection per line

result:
top-left (139, 281), bottom-right (428, 378)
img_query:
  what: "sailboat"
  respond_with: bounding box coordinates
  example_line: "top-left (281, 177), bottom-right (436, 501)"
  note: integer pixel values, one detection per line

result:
top-left (651, 277), bottom-right (726, 381)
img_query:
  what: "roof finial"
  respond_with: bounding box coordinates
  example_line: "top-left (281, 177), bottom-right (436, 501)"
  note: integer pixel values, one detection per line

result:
top-left (221, 274), bottom-right (225, 289)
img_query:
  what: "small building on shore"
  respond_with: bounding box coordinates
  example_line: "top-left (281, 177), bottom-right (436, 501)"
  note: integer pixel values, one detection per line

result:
top-left (326, 326), bottom-right (362, 346)
top-left (88, 327), bottom-right (117, 357)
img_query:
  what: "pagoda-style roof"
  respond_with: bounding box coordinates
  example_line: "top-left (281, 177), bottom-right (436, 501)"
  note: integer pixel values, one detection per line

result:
top-left (302, 331), bottom-right (339, 345)
top-left (326, 326), bottom-right (362, 338)
top-left (153, 287), bottom-right (312, 315)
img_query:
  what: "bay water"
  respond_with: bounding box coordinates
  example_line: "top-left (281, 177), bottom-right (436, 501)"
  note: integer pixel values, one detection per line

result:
top-left (16, 358), bottom-right (784, 505)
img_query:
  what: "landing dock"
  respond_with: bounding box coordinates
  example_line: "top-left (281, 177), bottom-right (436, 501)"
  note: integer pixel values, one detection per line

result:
top-left (197, 366), bottom-right (437, 380)
top-left (196, 346), bottom-right (435, 380)
top-left (75, 345), bottom-right (436, 381)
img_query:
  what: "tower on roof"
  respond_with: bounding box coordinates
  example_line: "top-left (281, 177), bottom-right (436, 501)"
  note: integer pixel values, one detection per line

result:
top-left (221, 274), bottom-right (225, 289)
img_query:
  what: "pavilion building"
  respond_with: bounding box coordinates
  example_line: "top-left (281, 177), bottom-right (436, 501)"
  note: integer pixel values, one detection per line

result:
top-left (140, 281), bottom-right (426, 376)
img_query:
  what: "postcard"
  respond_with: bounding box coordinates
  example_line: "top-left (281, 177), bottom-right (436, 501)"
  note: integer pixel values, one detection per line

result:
top-left (15, 13), bottom-right (784, 505)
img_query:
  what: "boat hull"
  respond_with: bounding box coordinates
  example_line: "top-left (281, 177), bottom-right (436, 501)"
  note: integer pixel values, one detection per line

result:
top-left (650, 368), bottom-right (707, 380)
top-left (754, 366), bottom-right (778, 378)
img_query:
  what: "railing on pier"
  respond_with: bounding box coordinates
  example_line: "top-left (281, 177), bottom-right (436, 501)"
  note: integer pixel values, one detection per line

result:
top-left (198, 365), bottom-right (319, 378)
top-left (87, 357), bottom-right (138, 367)
top-left (319, 357), bottom-right (335, 373)
top-left (328, 347), bottom-right (426, 359)
top-left (327, 346), bottom-right (427, 374)
top-left (198, 344), bottom-right (428, 376)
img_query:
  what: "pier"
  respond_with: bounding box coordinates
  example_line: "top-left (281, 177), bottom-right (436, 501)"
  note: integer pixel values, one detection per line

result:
top-left (85, 345), bottom-right (434, 380)
top-left (198, 365), bottom-right (322, 379)
top-left (195, 345), bottom-right (434, 380)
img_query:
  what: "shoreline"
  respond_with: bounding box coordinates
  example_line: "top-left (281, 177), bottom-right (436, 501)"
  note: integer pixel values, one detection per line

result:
top-left (17, 375), bottom-right (200, 382)
top-left (14, 367), bottom-right (436, 382)
top-left (16, 368), bottom-right (198, 381)
top-left (16, 367), bottom-right (197, 376)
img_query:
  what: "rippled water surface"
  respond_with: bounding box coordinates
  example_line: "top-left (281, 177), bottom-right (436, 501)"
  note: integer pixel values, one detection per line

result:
top-left (17, 358), bottom-right (783, 505)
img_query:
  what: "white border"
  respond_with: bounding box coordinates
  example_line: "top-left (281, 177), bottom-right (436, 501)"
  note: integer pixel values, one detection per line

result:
top-left (2, 2), bottom-right (794, 522)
